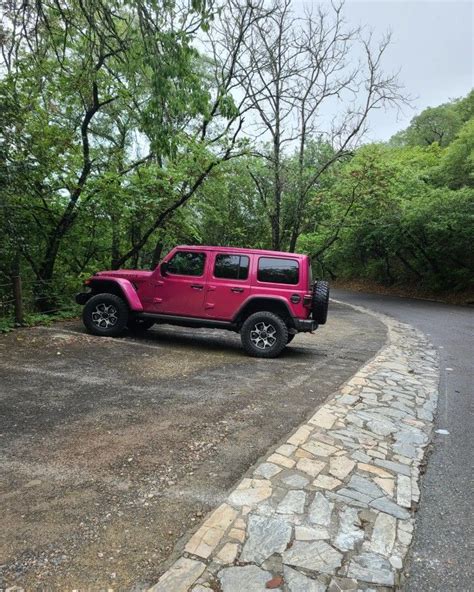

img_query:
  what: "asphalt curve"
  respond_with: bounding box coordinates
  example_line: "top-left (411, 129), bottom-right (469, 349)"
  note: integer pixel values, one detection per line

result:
top-left (332, 289), bottom-right (474, 592)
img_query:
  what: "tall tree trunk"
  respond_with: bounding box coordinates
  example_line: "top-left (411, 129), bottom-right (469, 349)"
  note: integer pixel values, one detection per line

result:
top-left (289, 118), bottom-right (307, 253)
top-left (384, 253), bottom-right (394, 285)
top-left (272, 115), bottom-right (282, 251)
top-left (396, 250), bottom-right (423, 279)
top-left (129, 222), bottom-right (141, 268)
top-left (152, 240), bottom-right (164, 268)
top-left (111, 212), bottom-right (121, 269)
top-left (35, 235), bottom-right (62, 312)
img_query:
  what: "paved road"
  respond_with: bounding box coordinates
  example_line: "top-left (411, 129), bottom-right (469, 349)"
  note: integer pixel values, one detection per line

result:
top-left (333, 289), bottom-right (474, 592)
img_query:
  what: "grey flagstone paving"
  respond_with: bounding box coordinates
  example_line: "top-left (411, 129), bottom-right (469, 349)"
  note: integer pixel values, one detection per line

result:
top-left (148, 304), bottom-right (439, 592)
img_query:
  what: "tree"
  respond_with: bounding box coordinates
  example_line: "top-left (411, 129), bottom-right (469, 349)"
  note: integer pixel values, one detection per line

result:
top-left (434, 118), bottom-right (474, 189)
top-left (391, 92), bottom-right (474, 148)
top-left (1, 0), bottom-right (219, 306)
top-left (392, 104), bottom-right (463, 147)
top-left (239, 0), bottom-right (405, 251)
top-left (299, 139), bottom-right (473, 291)
top-left (0, 0), bottom-right (264, 308)
top-left (112, 0), bottom-right (271, 267)
top-left (193, 157), bottom-right (269, 248)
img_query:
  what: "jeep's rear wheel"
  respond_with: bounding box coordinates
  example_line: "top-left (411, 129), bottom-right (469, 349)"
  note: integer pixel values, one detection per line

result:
top-left (240, 311), bottom-right (288, 358)
top-left (127, 317), bottom-right (155, 332)
top-left (312, 280), bottom-right (330, 325)
top-left (83, 293), bottom-right (128, 337)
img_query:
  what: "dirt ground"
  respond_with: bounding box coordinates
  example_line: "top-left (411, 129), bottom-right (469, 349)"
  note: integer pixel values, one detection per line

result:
top-left (0, 302), bottom-right (385, 591)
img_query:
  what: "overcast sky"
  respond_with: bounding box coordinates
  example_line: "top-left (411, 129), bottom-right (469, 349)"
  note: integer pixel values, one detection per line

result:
top-left (295, 0), bottom-right (473, 141)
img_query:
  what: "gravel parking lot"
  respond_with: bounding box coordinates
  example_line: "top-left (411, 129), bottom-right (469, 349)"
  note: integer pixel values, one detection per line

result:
top-left (0, 302), bottom-right (385, 590)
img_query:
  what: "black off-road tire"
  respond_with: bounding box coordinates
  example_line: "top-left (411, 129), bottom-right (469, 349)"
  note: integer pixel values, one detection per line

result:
top-left (240, 311), bottom-right (288, 358)
top-left (312, 281), bottom-right (329, 325)
top-left (287, 334), bottom-right (296, 344)
top-left (83, 293), bottom-right (128, 337)
top-left (127, 317), bottom-right (155, 332)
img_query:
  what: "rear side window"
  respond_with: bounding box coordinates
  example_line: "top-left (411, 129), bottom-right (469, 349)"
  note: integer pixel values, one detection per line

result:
top-left (167, 251), bottom-right (205, 276)
top-left (214, 254), bottom-right (249, 280)
top-left (258, 257), bottom-right (299, 285)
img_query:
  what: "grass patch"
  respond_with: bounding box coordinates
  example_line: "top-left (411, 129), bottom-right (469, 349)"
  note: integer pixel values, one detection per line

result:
top-left (0, 308), bottom-right (79, 333)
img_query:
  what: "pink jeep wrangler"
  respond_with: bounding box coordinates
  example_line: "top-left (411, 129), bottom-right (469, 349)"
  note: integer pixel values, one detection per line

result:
top-left (76, 246), bottom-right (329, 358)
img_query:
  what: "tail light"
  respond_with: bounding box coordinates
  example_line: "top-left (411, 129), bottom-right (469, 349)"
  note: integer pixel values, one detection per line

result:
top-left (303, 294), bottom-right (312, 307)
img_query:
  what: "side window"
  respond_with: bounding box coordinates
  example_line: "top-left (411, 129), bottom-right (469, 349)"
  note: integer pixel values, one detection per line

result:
top-left (167, 251), bottom-right (205, 276)
top-left (214, 255), bottom-right (250, 280)
top-left (257, 257), bottom-right (299, 285)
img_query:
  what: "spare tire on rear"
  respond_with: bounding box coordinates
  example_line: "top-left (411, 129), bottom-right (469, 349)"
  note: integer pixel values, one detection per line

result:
top-left (312, 281), bottom-right (329, 325)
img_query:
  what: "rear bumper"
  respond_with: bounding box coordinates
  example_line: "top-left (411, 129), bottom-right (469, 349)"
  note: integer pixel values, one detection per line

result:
top-left (75, 292), bottom-right (91, 305)
top-left (294, 318), bottom-right (318, 332)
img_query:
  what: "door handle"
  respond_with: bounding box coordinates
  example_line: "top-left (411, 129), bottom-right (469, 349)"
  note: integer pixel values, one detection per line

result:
top-left (191, 284), bottom-right (204, 290)
top-left (231, 287), bottom-right (244, 293)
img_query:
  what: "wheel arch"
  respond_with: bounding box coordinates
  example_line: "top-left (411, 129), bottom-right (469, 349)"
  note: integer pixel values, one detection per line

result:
top-left (233, 297), bottom-right (295, 328)
top-left (89, 278), bottom-right (143, 311)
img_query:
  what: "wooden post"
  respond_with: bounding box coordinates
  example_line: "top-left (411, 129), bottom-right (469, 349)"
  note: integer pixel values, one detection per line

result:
top-left (12, 274), bottom-right (24, 325)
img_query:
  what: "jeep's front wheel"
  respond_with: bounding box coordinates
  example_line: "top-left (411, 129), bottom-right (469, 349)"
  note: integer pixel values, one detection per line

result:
top-left (83, 293), bottom-right (128, 337)
top-left (240, 312), bottom-right (288, 358)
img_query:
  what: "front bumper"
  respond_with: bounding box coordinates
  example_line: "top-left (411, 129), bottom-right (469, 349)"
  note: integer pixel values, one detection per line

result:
top-left (75, 292), bottom-right (92, 305)
top-left (294, 318), bottom-right (318, 332)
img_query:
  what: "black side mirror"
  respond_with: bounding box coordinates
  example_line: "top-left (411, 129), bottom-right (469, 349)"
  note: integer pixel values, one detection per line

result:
top-left (160, 261), bottom-right (168, 276)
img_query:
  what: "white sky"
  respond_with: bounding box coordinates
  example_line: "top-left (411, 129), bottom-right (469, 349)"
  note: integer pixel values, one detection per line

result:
top-left (295, 0), bottom-right (473, 141)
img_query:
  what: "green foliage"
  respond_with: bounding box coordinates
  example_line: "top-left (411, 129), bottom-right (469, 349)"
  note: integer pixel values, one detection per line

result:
top-left (193, 158), bottom-right (270, 248)
top-left (0, 0), bottom-right (472, 322)
top-left (299, 109), bottom-right (474, 291)
top-left (392, 91), bottom-right (474, 148)
top-left (433, 118), bottom-right (474, 188)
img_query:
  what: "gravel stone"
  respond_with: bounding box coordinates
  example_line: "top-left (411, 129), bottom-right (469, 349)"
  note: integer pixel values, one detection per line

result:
top-left (296, 458), bottom-right (326, 477)
top-left (150, 557), bottom-right (206, 592)
top-left (396, 475), bottom-right (412, 508)
top-left (218, 565), bottom-right (274, 592)
top-left (308, 492), bottom-right (333, 526)
top-left (283, 566), bottom-right (326, 592)
top-left (335, 488), bottom-right (372, 506)
top-left (369, 513), bottom-right (397, 556)
top-left (374, 459), bottom-right (411, 476)
top-left (328, 577), bottom-right (359, 591)
top-left (277, 490), bottom-right (306, 514)
top-left (283, 540), bottom-right (343, 573)
top-left (370, 497), bottom-right (411, 520)
top-left (334, 507), bottom-right (364, 551)
top-left (313, 474), bottom-right (342, 490)
top-left (240, 515), bottom-right (292, 564)
top-left (281, 474), bottom-right (310, 488)
top-left (228, 480), bottom-right (272, 507)
top-left (347, 552), bottom-right (394, 586)
top-left (347, 475), bottom-right (384, 499)
top-left (255, 463), bottom-right (282, 479)
top-left (329, 456), bottom-right (356, 480)
top-left (294, 525), bottom-right (330, 541)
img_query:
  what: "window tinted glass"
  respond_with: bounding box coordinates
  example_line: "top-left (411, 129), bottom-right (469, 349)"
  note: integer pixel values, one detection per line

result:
top-left (214, 255), bottom-right (249, 280)
top-left (257, 257), bottom-right (299, 285)
top-left (167, 251), bottom-right (205, 276)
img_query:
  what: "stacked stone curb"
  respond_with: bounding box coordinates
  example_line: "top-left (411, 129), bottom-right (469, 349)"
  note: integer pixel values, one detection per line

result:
top-left (149, 302), bottom-right (439, 592)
